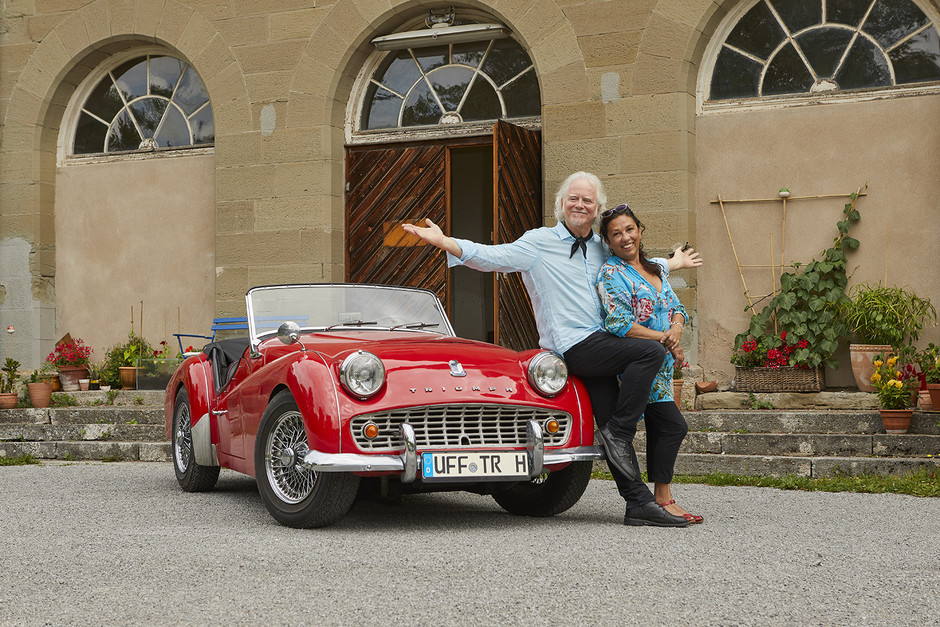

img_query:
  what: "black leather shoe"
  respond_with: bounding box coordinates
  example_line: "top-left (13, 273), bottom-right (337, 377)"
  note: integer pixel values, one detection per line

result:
top-left (597, 426), bottom-right (639, 482)
top-left (624, 501), bottom-right (690, 527)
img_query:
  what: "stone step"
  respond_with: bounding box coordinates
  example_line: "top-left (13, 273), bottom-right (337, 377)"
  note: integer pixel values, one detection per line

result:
top-left (678, 410), bottom-right (940, 435)
top-left (692, 390), bottom-right (879, 411)
top-left (634, 430), bottom-right (940, 458)
top-left (0, 440), bottom-right (170, 462)
top-left (669, 453), bottom-right (940, 478)
top-left (0, 407), bottom-right (163, 425)
top-left (0, 422), bottom-right (165, 443)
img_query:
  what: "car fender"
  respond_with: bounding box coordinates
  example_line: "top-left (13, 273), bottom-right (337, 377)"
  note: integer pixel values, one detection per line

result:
top-left (283, 352), bottom-right (343, 454)
top-left (164, 354), bottom-right (217, 466)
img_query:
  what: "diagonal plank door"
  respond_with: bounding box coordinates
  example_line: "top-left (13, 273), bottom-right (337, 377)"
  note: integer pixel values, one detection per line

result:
top-left (345, 144), bottom-right (447, 303)
top-left (493, 120), bottom-right (542, 351)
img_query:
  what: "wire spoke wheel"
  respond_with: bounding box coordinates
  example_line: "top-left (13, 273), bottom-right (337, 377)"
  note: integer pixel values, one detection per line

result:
top-left (265, 410), bottom-right (315, 503)
top-left (174, 401), bottom-right (193, 474)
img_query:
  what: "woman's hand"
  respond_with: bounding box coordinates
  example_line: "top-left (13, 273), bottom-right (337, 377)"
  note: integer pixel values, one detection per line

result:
top-left (670, 344), bottom-right (685, 364)
top-left (402, 219), bottom-right (462, 256)
top-left (660, 324), bottom-right (682, 352)
top-left (668, 245), bottom-right (702, 270)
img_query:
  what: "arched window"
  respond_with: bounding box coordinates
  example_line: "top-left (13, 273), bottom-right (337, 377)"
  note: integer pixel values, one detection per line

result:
top-left (706, 0), bottom-right (940, 102)
top-left (71, 54), bottom-right (214, 155)
top-left (359, 37), bottom-right (540, 131)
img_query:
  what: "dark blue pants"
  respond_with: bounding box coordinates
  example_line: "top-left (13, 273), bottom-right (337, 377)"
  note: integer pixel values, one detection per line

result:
top-left (564, 331), bottom-right (668, 507)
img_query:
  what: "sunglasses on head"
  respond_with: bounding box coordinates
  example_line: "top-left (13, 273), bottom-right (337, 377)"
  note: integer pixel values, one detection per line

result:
top-left (601, 203), bottom-right (630, 218)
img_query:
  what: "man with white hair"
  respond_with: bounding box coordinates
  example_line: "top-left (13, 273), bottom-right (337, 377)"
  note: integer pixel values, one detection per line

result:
top-left (403, 171), bottom-right (692, 527)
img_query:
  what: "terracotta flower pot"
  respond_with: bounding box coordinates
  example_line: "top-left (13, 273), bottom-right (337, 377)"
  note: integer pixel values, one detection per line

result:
top-left (672, 380), bottom-right (683, 409)
top-left (879, 408), bottom-right (913, 434)
top-left (78, 378), bottom-right (90, 391)
top-left (849, 344), bottom-right (891, 393)
top-left (0, 392), bottom-right (17, 409)
top-left (118, 366), bottom-right (140, 390)
top-left (926, 383), bottom-right (940, 411)
top-left (27, 381), bottom-right (53, 408)
top-left (57, 365), bottom-right (89, 392)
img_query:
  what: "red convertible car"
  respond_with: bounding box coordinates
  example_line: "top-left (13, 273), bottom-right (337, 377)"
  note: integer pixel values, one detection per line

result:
top-left (165, 284), bottom-right (602, 527)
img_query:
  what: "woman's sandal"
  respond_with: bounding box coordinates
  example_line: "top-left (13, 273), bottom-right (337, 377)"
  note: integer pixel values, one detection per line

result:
top-left (658, 499), bottom-right (704, 524)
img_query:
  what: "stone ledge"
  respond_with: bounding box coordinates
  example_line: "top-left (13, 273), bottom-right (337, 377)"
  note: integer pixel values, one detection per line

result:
top-left (695, 391), bottom-right (880, 410)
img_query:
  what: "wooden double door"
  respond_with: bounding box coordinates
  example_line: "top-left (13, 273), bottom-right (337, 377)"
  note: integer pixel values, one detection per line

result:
top-left (345, 121), bottom-right (541, 350)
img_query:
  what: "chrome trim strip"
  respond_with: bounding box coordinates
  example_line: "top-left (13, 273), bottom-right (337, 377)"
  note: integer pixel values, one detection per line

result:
top-left (526, 419), bottom-right (544, 477)
top-left (543, 445), bottom-right (605, 465)
top-left (302, 450), bottom-right (405, 472)
top-left (192, 412), bottom-right (219, 466)
top-left (400, 423), bottom-right (417, 483)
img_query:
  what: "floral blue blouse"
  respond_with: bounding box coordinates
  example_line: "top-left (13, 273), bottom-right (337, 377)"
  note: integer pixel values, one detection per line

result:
top-left (596, 256), bottom-right (687, 403)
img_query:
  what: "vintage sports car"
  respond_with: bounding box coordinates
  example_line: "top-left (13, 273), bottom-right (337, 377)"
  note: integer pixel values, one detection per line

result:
top-left (165, 284), bottom-right (603, 528)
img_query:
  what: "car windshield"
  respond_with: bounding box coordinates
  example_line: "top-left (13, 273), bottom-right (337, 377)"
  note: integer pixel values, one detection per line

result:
top-left (246, 284), bottom-right (454, 339)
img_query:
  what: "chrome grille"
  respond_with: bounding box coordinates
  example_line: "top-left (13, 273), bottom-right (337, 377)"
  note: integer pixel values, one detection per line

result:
top-left (350, 404), bottom-right (572, 451)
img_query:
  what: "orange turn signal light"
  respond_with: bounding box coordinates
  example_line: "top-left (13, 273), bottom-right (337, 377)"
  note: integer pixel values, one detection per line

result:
top-left (544, 419), bottom-right (560, 434)
top-left (363, 423), bottom-right (379, 439)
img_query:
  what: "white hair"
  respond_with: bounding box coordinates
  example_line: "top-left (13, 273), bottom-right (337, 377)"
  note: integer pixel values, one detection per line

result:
top-left (553, 171), bottom-right (607, 226)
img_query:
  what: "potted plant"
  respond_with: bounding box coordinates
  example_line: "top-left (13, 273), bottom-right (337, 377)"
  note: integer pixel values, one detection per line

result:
top-left (0, 358), bottom-right (21, 409)
top-left (840, 283), bottom-right (936, 392)
top-left (46, 336), bottom-right (92, 392)
top-left (672, 360), bottom-right (688, 409)
top-left (103, 332), bottom-right (154, 390)
top-left (25, 368), bottom-right (54, 408)
top-left (731, 190), bottom-right (861, 392)
top-left (87, 362), bottom-right (101, 391)
top-left (870, 350), bottom-right (919, 433)
top-left (916, 343), bottom-right (940, 409)
top-left (138, 340), bottom-right (182, 391)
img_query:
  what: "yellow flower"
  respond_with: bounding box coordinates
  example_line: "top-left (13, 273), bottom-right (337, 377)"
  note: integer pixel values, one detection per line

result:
top-left (887, 356), bottom-right (898, 366)
top-left (874, 359), bottom-right (883, 367)
top-left (895, 380), bottom-right (904, 389)
top-left (871, 372), bottom-right (881, 382)
top-left (896, 371), bottom-right (902, 378)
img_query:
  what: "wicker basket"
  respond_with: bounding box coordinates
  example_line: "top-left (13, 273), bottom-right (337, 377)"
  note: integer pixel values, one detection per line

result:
top-left (734, 366), bottom-right (824, 393)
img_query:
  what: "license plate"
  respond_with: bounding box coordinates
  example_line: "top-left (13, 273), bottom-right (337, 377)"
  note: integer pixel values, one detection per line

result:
top-left (421, 451), bottom-right (529, 482)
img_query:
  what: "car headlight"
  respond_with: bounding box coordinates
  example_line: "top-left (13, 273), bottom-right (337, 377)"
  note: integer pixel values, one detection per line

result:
top-left (527, 351), bottom-right (568, 397)
top-left (340, 350), bottom-right (385, 399)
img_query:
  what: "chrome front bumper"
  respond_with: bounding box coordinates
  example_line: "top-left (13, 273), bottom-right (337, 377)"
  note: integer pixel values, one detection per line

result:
top-left (301, 420), bottom-right (604, 483)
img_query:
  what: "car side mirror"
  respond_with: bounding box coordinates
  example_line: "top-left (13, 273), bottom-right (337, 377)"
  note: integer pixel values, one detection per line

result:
top-left (277, 321), bottom-right (301, 345)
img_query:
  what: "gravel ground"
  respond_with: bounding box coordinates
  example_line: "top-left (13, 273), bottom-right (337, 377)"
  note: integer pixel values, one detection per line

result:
top-left (0, 461), bottom-right (937, 626)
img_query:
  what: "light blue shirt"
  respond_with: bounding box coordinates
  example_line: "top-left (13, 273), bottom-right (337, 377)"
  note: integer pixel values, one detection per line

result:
top-left (447, 221), bottom-right (606, 354)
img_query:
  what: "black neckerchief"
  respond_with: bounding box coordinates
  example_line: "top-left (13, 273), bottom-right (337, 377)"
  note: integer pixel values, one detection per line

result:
top-left (562, 222), bottom-right (593, 259)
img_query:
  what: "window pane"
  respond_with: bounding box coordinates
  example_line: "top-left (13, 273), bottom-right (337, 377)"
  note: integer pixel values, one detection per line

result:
top-left (173, 66), bottom-right (210, 116)
top-left (130, 98), bottom-right (169, 137)
top-left (452, 41), bottom-right (486, 67)
top-left (107, 111), bottom-right (141, 151)
top-left (460, 77), bottom-right (501, 121)
top-left (402, 81), bottom-right (443, 126)
top-left (763, 42), bottom-right (815, 94)
top-left (481, 38), bottom-right (532, 87)
top-left (827, 0), bottom-right (871, 28)
top-left (190, 106), bottom-right (215, 144)
top-left (149, 56), bottom-right (185, 98)
top-left (73, 111), bottom-right (108, 154)
top-left (797, 27), bottom-right (855, 77)
top-left (428, 66), bottom-right (474, 112)
top-left (154, 105), bottom-right (189, 147)
top-left (113, 57), bottom-right (148, 101)
top-left (890, 26), bottom-right (940, 83)
top-left (726, 1), bottom-right (786, 60)
top-left (836, 37), bottom-right (892, 88)
top-left (374, 51), bottom-right (423, 95)
top-left (862, 0), bottom-right (929, 49)
top-left (769, 0), bottom-right (821, 33)
top-left (414, 46), bottom-right (448, 73)
top-left (710, 46), bottom-right (763, 99)
top-left (501, 68), bottom-right (541, 117)
top-left (83, 76), bottom-right (125, 122)
top-left (362, 84), bottom-right (402, 129)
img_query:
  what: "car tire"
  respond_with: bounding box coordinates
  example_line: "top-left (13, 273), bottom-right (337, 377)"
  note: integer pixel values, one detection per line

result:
top-left (492, 460), bottom-right (593, 517)
top-left (172, 387), bottom-right (220, 492)
top-left (254, 390), bottom-right (360, 528)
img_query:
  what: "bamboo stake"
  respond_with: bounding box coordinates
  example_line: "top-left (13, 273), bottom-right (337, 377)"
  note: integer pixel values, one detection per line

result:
top-left (710, 192), bottom-right (867, 204)
top-left (131, 305), bottom-right (134, 334)
top-left (140, 301), bottom-right (144, 341)
top-left (718, 194), bottom-right (753, 308)
top-left (770, 233), bottom-right (777, 336)
top-left (780, 195), bottom-right (787, 269)
top-left (884, 224), bottom-right (889, 286)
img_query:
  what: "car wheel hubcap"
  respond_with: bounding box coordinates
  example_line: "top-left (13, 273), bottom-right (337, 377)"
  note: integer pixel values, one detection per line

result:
top-left (174, 403), bottom-right (192, 473)
top-left (266, 410), bottom-right (314, 504)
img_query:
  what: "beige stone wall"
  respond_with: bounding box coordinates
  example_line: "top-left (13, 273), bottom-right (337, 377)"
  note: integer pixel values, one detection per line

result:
top-left (54, 154), bottom-right (216, 355)
top-left (696, 94), bottom-right (940, 386)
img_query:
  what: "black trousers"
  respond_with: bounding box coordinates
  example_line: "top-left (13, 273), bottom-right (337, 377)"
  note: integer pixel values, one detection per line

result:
top-left (564, 331), bottom-right (669, 507)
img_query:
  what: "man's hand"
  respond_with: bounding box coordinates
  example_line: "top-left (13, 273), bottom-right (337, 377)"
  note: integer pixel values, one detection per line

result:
top-left (667, 245), bottom-right (702, 271)
top-left (402, 219), bottom-right (463, 257)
